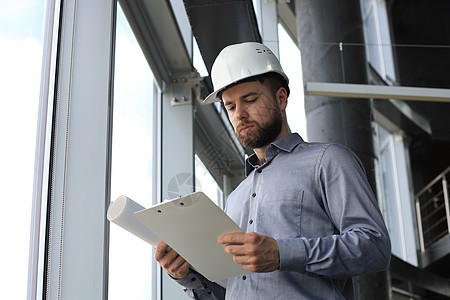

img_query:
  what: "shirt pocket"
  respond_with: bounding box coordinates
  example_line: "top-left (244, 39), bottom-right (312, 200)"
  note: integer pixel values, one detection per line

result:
top-left (256, 190), bottom-right (304, 239)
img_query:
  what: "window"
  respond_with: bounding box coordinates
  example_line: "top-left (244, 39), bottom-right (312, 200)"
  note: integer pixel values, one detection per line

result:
top-left (195, 155), bottom-right (224, 208)
top-left (0, 1), bottom-right (46, 298)
top-left (278, 23), bottom-right (308, 141)
top-left (193, 37), bottom-right (208, 77)
top-left (374, 123), bottom-right (418, 265)
top-left (108, 5), bottom-right (157, 299)
top-left (360, 0), bottom-right (396, 83)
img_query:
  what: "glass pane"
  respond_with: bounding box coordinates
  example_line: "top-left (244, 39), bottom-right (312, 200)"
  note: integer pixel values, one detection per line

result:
top-left (193, 37), bottom-right (208, 77)
top-left (360, 0), bottom-right (396, 83)
top-left (195, 155), bottom-right (223, 208)
top-left (361, 0), bottom-right (384, 77)
top-left (109, 5), bottom-right (156, 299)
top-left (376, 125), bottom-right (404, 258)
top-left (379, 140), bottom-right (403, 257)
top-left (0, 0), bottom-right (46, 298)
top-left (375, 123), bottom-right (418, 265)
top-left (376, 0), bottom-right (396, 81)
top-left (278, 23), bottom-right (308, 141)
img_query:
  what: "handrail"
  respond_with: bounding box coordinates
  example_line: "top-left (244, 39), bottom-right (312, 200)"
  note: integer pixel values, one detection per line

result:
top-left (415, 164), bottom-right (450, 252)
top-left (416, 165), bottom-right (450, 197)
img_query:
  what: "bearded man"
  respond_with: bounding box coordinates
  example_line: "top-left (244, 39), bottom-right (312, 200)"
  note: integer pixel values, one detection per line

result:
top-left (155, 42), bottom-right (391, 300)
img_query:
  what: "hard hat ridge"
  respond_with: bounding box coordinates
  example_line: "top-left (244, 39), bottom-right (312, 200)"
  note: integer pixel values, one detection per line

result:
top-left (203, 42), bottom-right (289, 103)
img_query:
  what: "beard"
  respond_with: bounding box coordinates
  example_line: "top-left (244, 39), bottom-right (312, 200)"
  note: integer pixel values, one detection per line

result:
top-left (235, 106), bottom-right (283, 149)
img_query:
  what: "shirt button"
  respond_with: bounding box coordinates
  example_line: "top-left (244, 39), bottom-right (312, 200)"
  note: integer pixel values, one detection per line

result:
top-left (257, 169), bottom-right (262, 173)
top-left (242, 275), bottom-right (247, 280)
top-left (249, 219), bottom-right (253, 224)
top-left (252, 192), bottom-right (256, 197)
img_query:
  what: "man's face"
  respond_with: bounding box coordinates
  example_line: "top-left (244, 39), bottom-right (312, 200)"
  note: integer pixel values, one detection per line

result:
top-left (222, 80), bottom-right (282, 149)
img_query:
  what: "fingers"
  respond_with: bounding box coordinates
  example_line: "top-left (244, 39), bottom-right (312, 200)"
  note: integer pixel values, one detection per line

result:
top-left (231, 253), bottom-right (259, 266)
top-left (154, 241), bottom-right (190, 279)
top-left (164, 255), bottom-right (190, 279)
top-left (221, 234), bottom-right (259, 257)
top-left (154, 241), bottom-right (170, 260)
top-left (223, 243), bottom-right (258, 257)
top-left (218, 232), bottom-right (280, 273)
top-left (218, 232), bottom-right (248, 245)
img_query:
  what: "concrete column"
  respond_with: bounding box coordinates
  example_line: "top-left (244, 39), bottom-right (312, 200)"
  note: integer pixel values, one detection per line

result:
top-left (297, 0), bottom-right (375, 184)
top-left (296, 0), bottom-right (391, 299)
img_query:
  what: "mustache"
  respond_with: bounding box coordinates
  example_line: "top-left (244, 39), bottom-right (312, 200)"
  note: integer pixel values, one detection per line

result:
top-left (236, 121), bottom-right (256, 132)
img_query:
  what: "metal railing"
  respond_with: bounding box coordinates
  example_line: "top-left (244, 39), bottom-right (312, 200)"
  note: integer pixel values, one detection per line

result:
top-left (415, 165), bottom-right (450, 252)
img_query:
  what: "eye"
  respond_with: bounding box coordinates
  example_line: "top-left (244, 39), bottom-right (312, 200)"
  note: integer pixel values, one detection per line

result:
top-left (226, 105), bottom-right (235, 111)
top-left (245, 97), bottom-right (257, 103)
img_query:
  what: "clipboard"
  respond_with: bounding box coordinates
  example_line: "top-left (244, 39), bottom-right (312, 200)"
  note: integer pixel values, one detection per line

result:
top-left (134, 191), bottom-right (251, 282)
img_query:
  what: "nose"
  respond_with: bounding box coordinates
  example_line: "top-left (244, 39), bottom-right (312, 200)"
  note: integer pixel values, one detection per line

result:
top-left (234, 102), bottom-right (248, 121)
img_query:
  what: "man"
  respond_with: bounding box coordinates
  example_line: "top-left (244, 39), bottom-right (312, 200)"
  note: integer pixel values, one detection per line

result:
top-left (155, 42), bottom-right (391, 299)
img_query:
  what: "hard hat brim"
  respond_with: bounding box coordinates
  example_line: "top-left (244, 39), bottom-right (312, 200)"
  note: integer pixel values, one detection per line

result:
top-left (203, 71), bottom-right (289, 104)
top-left (203, 88), bottom-right (222, 104)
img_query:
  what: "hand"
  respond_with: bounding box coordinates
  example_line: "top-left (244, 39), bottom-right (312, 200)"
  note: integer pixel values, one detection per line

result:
top-left (155, 241), bottom-right (190, 279)
top-left (218, 232), bottom-right (280, 273)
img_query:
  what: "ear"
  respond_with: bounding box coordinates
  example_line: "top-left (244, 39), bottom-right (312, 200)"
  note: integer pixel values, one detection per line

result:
top-left (276, 87), bottom-right (288, 111)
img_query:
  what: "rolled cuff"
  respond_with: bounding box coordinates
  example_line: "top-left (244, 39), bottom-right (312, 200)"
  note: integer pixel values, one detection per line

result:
top-left (173, 271), bottom-right (204, 289)
top-left (276, 238), bottom-right (307, 272)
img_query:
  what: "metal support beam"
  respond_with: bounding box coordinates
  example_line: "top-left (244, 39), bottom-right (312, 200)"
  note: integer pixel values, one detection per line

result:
top-left (443, 175), bottom-right (450, 235)
top-left (28, 0), bottom-right (61, 298)
top-left (254, 0), bottom-right (279, 57)
top-left (306, 82), bottom-right (450, 102)
top-left (160, 76), bottom-right (195, 300)
top-left (118, 0), bottom-right (192, 88)
top-left (277, 1), bottom-right (297, 45)
top-left (43, 0), bottom-right (116, 298)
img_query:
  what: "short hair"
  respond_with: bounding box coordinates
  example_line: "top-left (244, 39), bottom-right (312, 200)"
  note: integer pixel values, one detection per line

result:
top-left (218, 72), bottom-right (290, 101)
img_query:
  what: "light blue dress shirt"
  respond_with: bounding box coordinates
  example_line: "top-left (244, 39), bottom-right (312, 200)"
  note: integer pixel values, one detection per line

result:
top-left (176, 133), bottom-right (391, 299)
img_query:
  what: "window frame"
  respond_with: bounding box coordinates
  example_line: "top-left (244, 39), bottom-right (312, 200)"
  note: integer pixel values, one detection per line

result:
top-left (374, 122), bottom-right (418, 266)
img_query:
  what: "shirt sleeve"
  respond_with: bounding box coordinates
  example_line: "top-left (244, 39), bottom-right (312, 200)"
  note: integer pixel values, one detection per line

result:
top-left (173, 269), bottom-right (226, 300)
top-left (277, 144), bottom-right (391, 278)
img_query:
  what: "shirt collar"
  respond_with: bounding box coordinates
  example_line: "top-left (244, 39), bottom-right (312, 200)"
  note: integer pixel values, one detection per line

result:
top-left (245, 133), bottom-right (304, 176)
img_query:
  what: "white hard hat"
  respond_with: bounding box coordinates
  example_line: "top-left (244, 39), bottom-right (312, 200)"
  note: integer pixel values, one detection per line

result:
top-left (203, 42), bottom-right (289, 103)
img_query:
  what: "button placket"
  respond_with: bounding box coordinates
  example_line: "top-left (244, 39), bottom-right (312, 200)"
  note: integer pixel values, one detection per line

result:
top-left (249, 165), bottom-right (260, 231)
top-left (249, 193), bottom-right (256, 226)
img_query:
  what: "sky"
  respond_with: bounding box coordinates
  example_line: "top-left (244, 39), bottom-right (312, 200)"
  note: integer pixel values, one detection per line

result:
top-left (0, 1), bottom-right (306, 299)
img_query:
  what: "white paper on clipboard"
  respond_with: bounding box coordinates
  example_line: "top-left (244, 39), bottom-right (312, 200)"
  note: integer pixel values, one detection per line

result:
top-left (134, 191), bottom-right (251, 282)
